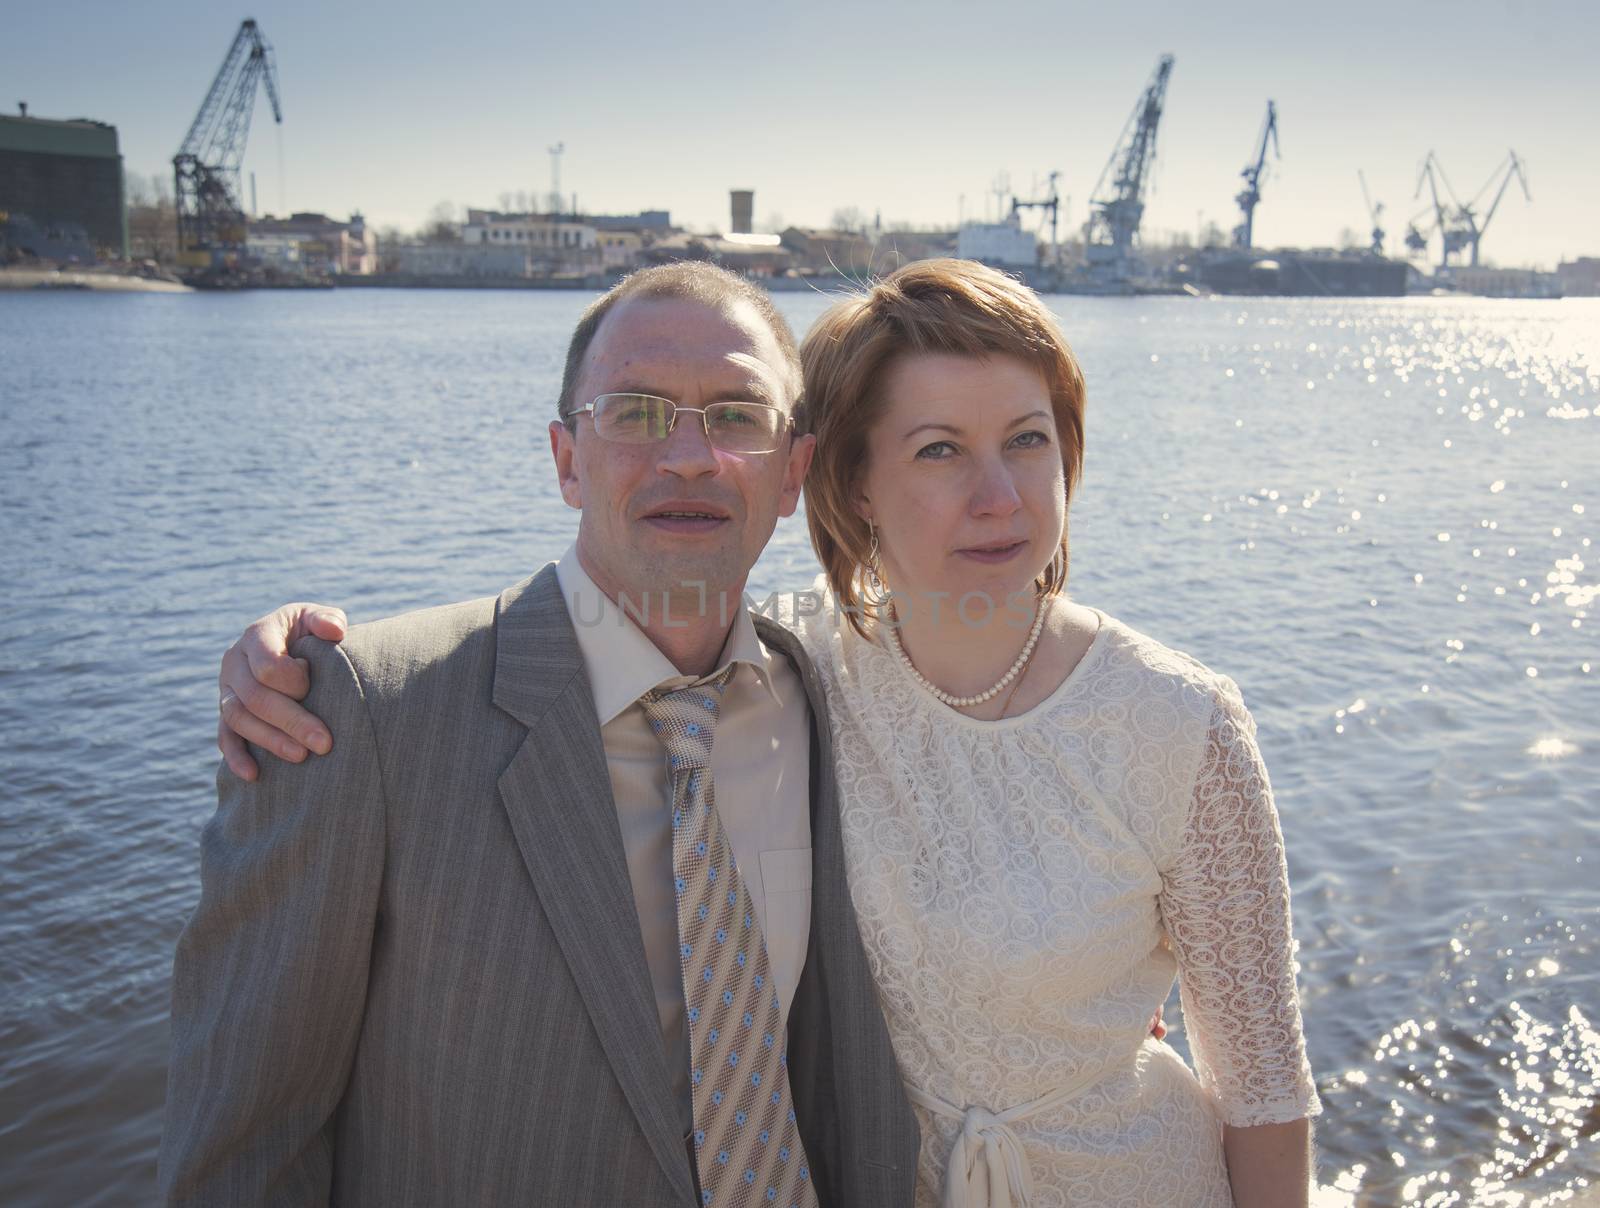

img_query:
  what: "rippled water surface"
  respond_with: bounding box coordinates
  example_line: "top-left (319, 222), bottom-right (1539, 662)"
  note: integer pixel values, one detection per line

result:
top-left (1, 288), bottom-right (1596, 1205)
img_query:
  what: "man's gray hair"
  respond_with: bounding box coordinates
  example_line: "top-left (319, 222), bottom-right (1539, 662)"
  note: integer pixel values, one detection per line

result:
top-left (557, 262), bottom-right (806, 430)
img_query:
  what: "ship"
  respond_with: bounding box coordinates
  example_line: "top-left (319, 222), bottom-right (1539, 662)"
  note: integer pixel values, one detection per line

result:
top-left (1172, 247), bottom-right (1410, 297)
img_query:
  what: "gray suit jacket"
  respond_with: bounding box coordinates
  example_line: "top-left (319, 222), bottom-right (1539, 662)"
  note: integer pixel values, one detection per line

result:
top-left (160, 565), bottom-right (918, 1206)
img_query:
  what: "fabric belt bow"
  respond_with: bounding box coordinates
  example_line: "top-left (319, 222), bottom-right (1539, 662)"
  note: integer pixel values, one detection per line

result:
top-left (907, 1055), bottom-right (1110, 1208)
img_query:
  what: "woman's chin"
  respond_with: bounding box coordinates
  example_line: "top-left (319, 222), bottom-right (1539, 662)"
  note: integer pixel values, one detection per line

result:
top-left (895, 569), bottom-right (1043, 624)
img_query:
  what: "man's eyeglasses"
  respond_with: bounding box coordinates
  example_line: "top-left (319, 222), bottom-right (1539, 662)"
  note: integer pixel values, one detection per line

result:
top-left (567, 393), bottom-right (792, 455)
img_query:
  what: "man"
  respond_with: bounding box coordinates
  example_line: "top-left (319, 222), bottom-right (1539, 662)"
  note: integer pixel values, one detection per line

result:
top-left (160, 263), bottom-right (919, 1206)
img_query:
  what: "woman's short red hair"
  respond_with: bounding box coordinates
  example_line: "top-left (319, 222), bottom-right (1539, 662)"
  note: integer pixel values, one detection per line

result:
top-left (800, 259), bottom-right (1087, 632)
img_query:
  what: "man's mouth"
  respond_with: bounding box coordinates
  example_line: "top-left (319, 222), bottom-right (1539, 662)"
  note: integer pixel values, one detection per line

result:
top-left (641, 504), bottom-right (731, 533)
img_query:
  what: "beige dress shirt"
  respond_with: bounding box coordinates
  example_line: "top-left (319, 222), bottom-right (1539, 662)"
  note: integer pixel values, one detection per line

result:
top-left (554, 546), bottom-right (813, 1129)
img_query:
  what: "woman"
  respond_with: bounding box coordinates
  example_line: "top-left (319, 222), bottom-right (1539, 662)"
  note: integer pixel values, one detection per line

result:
top-left (217, 260), bottom-right (1319, 1205)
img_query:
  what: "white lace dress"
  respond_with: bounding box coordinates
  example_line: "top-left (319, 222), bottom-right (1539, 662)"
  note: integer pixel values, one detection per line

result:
top-left (790, 589), bottom-right (1321, 1207)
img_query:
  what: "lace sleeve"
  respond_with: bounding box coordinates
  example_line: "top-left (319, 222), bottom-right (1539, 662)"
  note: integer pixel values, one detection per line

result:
top-left (1158, 680), bottom-right (1322, 1127)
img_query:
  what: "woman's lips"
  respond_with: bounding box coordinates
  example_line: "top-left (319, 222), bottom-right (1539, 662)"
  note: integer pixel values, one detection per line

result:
top-left (956, 541), bottom-right (1027, 564)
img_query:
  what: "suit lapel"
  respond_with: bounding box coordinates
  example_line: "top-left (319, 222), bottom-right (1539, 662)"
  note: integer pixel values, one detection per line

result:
top-left (493, 568), bottom-right (695, 1206)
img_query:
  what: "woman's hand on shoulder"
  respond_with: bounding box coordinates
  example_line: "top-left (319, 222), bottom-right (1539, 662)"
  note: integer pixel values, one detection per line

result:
top-left (217, 603), bottom-right (348, 781)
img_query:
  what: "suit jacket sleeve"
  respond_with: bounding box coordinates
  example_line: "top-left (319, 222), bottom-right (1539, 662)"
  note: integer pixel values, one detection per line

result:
top-left (158, 636), bottom-right (386, 1206)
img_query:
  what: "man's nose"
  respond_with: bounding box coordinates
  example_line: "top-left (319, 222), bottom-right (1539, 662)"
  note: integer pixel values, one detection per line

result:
top-left (655, 409), bottom-right (721, 477)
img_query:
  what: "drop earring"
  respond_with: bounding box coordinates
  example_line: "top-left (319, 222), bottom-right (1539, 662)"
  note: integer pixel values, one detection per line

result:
top-left (859, 520), bottom-right (894, 610)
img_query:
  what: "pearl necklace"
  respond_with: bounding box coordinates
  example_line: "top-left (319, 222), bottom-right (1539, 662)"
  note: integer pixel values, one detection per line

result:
top-left (886, 597), bottom-right (1049, 708)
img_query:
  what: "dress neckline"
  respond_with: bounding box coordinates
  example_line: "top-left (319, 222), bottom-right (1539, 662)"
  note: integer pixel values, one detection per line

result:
top-left (861, 606), bottom-right (1112, 731)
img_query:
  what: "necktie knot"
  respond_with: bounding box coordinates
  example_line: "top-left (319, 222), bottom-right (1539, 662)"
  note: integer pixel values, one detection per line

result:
top-left (640, 667), bottom-right (734, 772)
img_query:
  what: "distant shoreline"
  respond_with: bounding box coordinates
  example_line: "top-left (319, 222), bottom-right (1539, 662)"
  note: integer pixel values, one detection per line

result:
top-left (0, 267), bottom-right (190, 293)
top-left (4, 266), bottom-right (1589, 301)
top-left (0, 269), bottom-right (865, 295)
top-left (334, 272), bottom-right (601, 291)
top-left (332, 272), bottom-right (863, 293)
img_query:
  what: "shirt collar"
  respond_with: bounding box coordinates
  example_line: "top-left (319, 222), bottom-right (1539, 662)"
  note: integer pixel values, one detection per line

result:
top-left (554, 543), bottom-right (780, 727)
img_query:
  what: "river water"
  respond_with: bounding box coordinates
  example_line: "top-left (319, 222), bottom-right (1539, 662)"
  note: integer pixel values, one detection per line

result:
top-left (1, 287), bottom-right (1596, 1205)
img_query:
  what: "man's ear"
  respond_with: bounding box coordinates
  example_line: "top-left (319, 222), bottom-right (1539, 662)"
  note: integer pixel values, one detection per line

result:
top-left (550, 420), bottom-right (582, 510)
top-left (776, 433), bottom-right (815, 519)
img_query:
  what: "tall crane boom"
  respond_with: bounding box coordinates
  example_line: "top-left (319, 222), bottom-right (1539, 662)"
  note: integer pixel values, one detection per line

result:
top-left (1407, 154), bottom-right (1451, 264)
top-left (1359, 170), bottom-right (1385, 256)
top-left (1084, 54), bottom-right (1175, 283)
top-left (1411, 150), bottom-right (1528, 269)
top-left (1414, 153), bottom-right (1462, 267)
top-left (1465, 151), bottom-right (1530, 266)
top-left (1231, 100), bottom-right (1279, 249)
top-left (173, 19), bottom-right (282, 264)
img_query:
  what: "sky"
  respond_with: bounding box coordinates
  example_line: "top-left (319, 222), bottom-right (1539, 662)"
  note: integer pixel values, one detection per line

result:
top-left (7, 0), bottom-right (1597, 269)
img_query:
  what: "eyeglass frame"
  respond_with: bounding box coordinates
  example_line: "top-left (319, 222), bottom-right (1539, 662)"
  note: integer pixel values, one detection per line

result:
top-left (563, 392), bottom-right (795, 454)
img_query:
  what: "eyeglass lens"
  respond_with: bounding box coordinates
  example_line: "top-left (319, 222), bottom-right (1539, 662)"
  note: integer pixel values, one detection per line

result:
top-left (591, 394), bottom-right (786, 453)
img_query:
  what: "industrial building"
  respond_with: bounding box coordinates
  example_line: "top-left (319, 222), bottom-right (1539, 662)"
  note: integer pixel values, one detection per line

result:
top-left (729, 190), bottom-right (754, 235)
top-left (869, 230), bottom-right (959, 274)
top-left (643, 232), bottom-right (790, 276)
top-left (1445, 264), bottom-right (1561, 298)
top-left (596, 229), bottom-right (644, 271)
top-left (0, 106), bottom-right (127, 260)
top-left (462, 209), bottom-right (601, 275)
top-left (779, 227), bottom-right (875, 275)
top-left (391, 243), bottom-right (535, 280)
top-left (592, 211), bottom-right (670, 269)
top-left (246, 211), bottom-right (377, 275)
top-left (1557, 258), bottom-right (1600, 297)
top-left (956, 216), bottom-right (1039, 269)
top-left (591, 211), bottom-right (671, 233)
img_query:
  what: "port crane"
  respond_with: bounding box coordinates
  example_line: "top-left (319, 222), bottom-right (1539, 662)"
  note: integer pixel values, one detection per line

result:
top-left (1010, 171), bottom-right (1061, 262)
top-left (1412, 153), bottom-right (1471, 268)
top-left (1231, 100), bottom-right (1279, 249)
top-left (1403, 202), bottom-right (1431, 259)
top-left (1084, 54), bottom-right (1174, 284)
top-left (173, 19), bottom-right (282, 267)
top-left (1456, 151), bottom-right (1530, 267)
top-left (1358, 170), bottom-right (1385, 255)
top-left (1409, 150), bottom-right (1530, 269)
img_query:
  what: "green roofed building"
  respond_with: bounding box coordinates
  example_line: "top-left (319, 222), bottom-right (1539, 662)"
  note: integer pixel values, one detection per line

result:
top-left (0, 106), bottom-right (127, 259)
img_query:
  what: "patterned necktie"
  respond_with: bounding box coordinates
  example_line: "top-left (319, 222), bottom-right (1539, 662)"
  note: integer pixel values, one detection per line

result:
top-left (640, 669), bottom-right (819, 1208)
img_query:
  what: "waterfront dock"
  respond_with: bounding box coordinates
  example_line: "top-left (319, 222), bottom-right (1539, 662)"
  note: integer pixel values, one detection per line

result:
top-left (0, 267), bottom-right (191, 292)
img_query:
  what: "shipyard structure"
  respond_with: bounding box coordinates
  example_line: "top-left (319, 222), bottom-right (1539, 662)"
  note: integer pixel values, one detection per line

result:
top-left (0, 107), bottom-right (127, 262)
top-left (371, 200), bottom-right (892, 286)
top-left (7, 20), bottom-right (1584, 298)
top-left (950, 55), bottom-right (1560, 298)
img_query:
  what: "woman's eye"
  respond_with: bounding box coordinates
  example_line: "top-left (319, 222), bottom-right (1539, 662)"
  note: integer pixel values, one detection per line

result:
top-left (916, 441), bottom-right (956, 459)
top-left (1011, 430), bottom-right (1051, 449)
